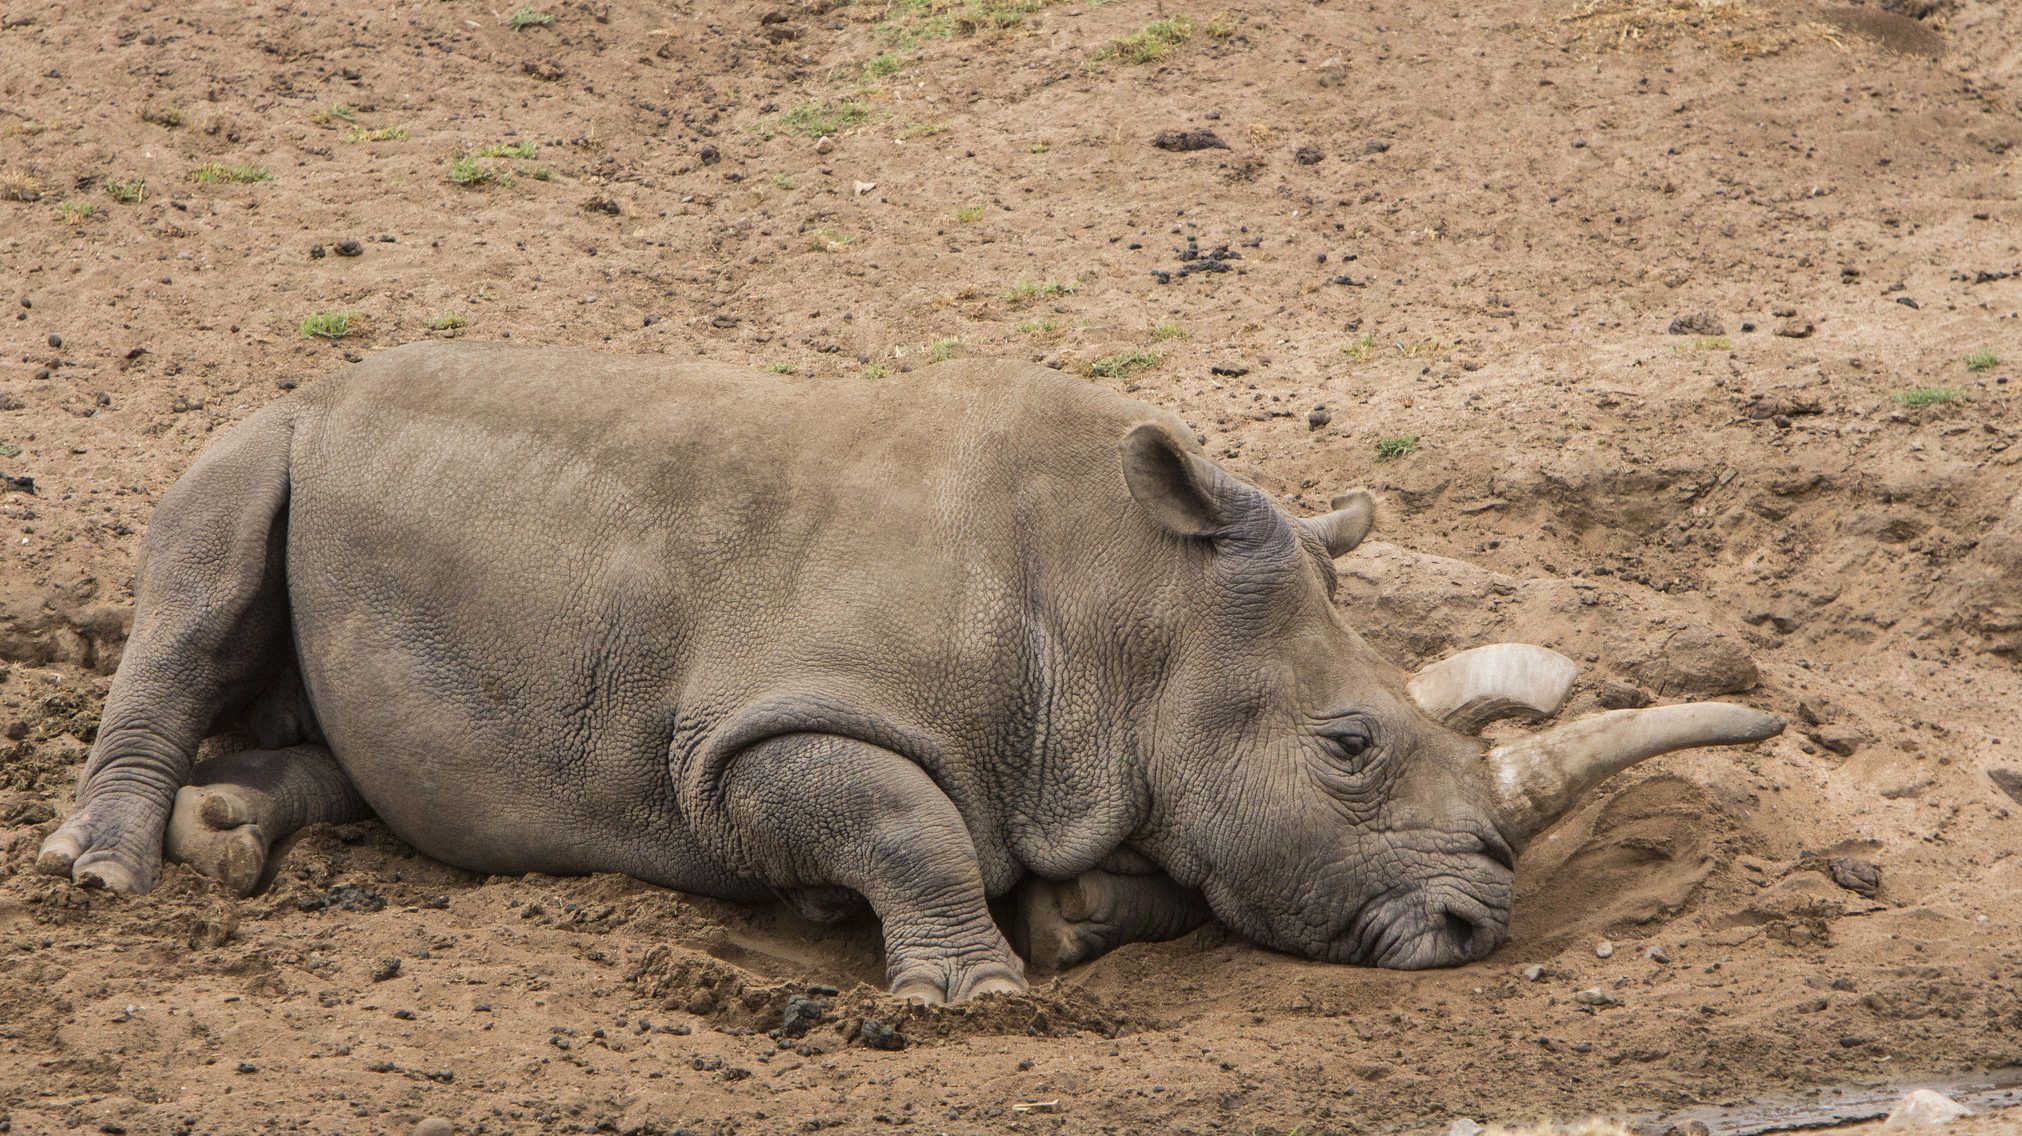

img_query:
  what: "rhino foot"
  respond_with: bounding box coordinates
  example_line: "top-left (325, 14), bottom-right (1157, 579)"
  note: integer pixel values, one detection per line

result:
top-left (1014, 868), bottom-right (1214, 972)
top-left (889, 957), bottom-right (1027, 1006)
top-left (165, 784), bottom-right (270, 896)
top-left (38, 797), bottom-right (167, 894)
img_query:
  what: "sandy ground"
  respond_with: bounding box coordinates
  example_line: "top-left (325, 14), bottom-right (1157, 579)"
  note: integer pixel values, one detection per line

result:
top-left (3, 0), bottom-right (2022, 1132)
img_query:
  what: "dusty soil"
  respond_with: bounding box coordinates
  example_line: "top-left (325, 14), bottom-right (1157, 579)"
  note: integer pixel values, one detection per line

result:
top-left (3, 0), bottom-right (2022, 1133)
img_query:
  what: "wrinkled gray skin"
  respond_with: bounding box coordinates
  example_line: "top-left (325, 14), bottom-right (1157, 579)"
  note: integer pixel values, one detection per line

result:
top-left (39, 345), bottom-right (1557, 998)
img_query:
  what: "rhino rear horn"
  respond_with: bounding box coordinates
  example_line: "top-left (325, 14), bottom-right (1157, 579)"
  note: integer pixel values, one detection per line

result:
top-left (1407, 643), bottom-right (1578, 734)
top-left (1306, 490), bottom-right (1376, 557)
top-left (1487, 703), bottom-right (1784, 842)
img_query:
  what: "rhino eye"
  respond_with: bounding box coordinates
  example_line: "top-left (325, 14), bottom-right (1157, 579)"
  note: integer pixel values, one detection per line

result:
top-left (1318, 716), bottom-right (1377, 769)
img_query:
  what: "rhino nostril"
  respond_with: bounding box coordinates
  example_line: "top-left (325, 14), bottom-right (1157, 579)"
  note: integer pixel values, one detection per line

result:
top-left (1441, 912), bottom-right (1475, 957)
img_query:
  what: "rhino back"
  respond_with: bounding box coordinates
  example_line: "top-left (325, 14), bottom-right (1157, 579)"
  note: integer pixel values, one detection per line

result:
top-left (279, 343), bottom-right (1174, 891)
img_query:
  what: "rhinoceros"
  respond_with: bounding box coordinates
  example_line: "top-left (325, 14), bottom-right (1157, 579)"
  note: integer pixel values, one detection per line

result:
top-left (38, 344), bottom-right (1782, 1001)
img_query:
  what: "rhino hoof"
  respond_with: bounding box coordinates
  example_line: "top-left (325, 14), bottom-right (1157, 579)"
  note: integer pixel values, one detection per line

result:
top-left (165, 785), bottom-right (268, 897)
top-left (36, 802), bottom-right (164, 894)
top-left (888, 960), bottom-right (1027, 1005)
top-left (1015, 877), bottom-right (1100, 973)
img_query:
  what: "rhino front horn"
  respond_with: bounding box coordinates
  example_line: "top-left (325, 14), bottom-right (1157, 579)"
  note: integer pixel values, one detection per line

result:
top-left (1486, 703), bottom-right (1785, 842)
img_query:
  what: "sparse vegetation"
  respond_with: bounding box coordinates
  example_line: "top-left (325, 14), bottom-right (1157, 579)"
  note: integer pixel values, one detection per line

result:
top-left (956, 203), bottom-right (985, 223)
top-left (192, 162), bottom-right (270, 185)
top-left (863, 53), bottom-right (905, 80)
top-left (343, 126), bottom-right (409, 143)
top-left (104, 178), bottom-right (146, 203)
top-left (769, 100), bottom-right (872, 138)
top-left (448, 157), bottom-right (505, 187)
top-left (0, 441), bottom-right (19, 459)
top-left (425, 312), bottom-right (468, 331)
top-left (1089, 350), bottom-right (1161, 378)
top-left (874, 0), bottom-right (1060, 50)
top-left (1025, 142), bottom-right (1050, 153)
top-left (310, 103), bottom-right (359, 125)
top-left (1341, 334), bottom-right (1377, 362)
top-left (528, 167), bottom-right (555, 181)
top-left (1100, 14), bottom-right (1202, 64)
top-left (810, 227), bottom-right (853, 252)
top-left (299, 311), bottom-right (356, 340)
top-left (1965, 349), bottom-right (2000, 372)
top-left (1376, 434), bottom-right (1421, 461)
top-left (1694, 335), bottom-right (1731, 351)
top-left (771, 174), bottom-right (798, 190)
top-left (768, 363), bottom-right (798, 374)
top-left (1400, 338), bottom-right (1446, 357)
top-left (927, 336), bottom-right (961, 362)
top-left (57, 201), bottom-right (96, 225)
top-left (1003, 279), bottom-right (1076, 304)
top-left (901, 120), bottom-right (949, 139)
top-left (140, 103), bottom-right (185, 128)
top-left (0, 171), bottom-right (42, 201)
top-left (860, 363), bottom-right (893, 380)
top-left (508, 6), bottom-right (554, 30)
top-left (1017, 319), bottom-right (1060, 335)
top-left (1892, 386), bottom-right (1966, 408)
top-left (474, 141), bottom-right (538, 160)
top-left (1150, 322), bottom-right (1190, 341)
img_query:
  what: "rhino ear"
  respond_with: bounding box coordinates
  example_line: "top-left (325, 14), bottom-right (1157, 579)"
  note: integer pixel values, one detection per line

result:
top-left (1119, 422), bottom-right (1266, 540)
top-left (1307, 490), bottom-right (1376, 557)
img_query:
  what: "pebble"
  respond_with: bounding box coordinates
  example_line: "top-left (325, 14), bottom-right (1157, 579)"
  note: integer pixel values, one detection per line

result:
top-left (1573, 987), bottom-right (1617, 1007)
top-left (415, 1120), bottom-right (454, 1136)
top-left (1646, 946), bottom-right (1670, 964)
top-left (335, 239), bottom-right (363, 257)
top-left (1667, 312), bottom-right (1724, 336)
top-left (1445, 1120), bottom-right (1485, 1136)
top-left (814, 136), bottom-right (835, 154)
top-left (1828, 857), bottom-right (1881, 898)
top-left (856, 1017), bottom-right (906, 1051)
top-left (1595, 940), bottom-right (1615, 959)
top-left (1883, 1089), bottom-right (1970, 1128)
top-left (47, 333), bottom-right (62, 348)
top-left (371, 957), bottom-right (401, 981)
top-left (1521, 964), bottom-right (1545, 982)
top-left (310, 245), bottom-right (326, 259)
top-left (1774, 318), bottom-right (1814, 339)
top-left (1307, 409), bottom-right (1330, 430)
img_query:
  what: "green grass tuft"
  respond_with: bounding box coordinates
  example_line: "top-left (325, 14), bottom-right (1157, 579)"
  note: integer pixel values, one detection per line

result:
top-left (192, 162), bottom-right (270, 184)
top-left (1101, 14), bottom-right (1195, 63)
top-left (863, 53), bottom-right (905, 80)
top-left (448, 157), bottom-right (504, 187)
top-left (0, 441), bottom-right (19, 459)
top-left (1892, 387), bottom-right (1966, 408)
top-left (299, 311), bottom-right (356, 340)
top-left (955, 203), bottom-right (984, 223)
top-left (104, 178), bottom-right (146, 203)
top-left (508, 6), bottom-right (554, 30)
top-left (474, 141), bottom-right (538, 160)
top-left (310, 103), bottom-right (358, 125)
top-left (1089, 350), bottom-right (1160, 378)
top-left (1965, 349), bottom-right (2000, 372)
top-left (771, 174), bottom-right (797, 190)
top-left (1694, 335), bottom-right (1731, 351)
top-left (770, 100), bottom-right (872, 138)
top-left (860, 363), bottom-right (893, 380)
top-left (343, 126), bottom-right (409, 143)
top-left (1150, 322), bottom-right (1190, 341)
top-left (927, 336), bottom-right (961, 362)
top-left (1003, 279), bottom-right (1076, 304)
top-left (141, 104), bottom-right (185, 128)
top-left (810, 227), bottom-right (853, 252)
top-left (57, 201), bottom-right (97, 225)
top-left (425, 312), bottom-right (468, 331)
top-left (901, 120), bottom-right (949, 139)
top-left (1341, 334), bottom-right (1377, 362)
top-left (1016, 319), bottom-right (1060, 335)
top-left (768, 363), bottom-right (798, 374)
top-left (1375, 434), bottom-right (1421, 461)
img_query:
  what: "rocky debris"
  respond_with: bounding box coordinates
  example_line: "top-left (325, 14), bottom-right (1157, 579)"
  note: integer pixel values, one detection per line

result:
top-left (1646, 946), bottom-right (1671, 964)
top-left (371, 957), bottom-right (402, 982)
top-left (1521, 965), bottom-right (1545, 982)
top-left (583, 197), bottom-right (621, 216)
top-left (1595, 940), bottom-right (1615, 959)
top-left (1883, 1088), bottom-right (1970, 1128)
top-left (414, 1120), bottom-right (453, 1136)
top-left (1151, 236), bottom-right (1243, 284)
top-left (1809, 722), bottom-right (1865, 757)
top-left (1597, 681), bottom-right (1652, 709)
top-left (1573, 987), bottom-right (1618, 1007)
top-left (1307, 409), bottom-right (1330, 430)
top-left (1210, 364), bottom-right (1250, 377)
top-left (1774, 319), bottom-right (1815, 338)
top-left (1294, 145), bottom-right (1324, 164)
top-left (298, 884), bottom-right (387, 913)
top-left (777, 993), bottom-right (829, 1039)
top-left (1363, 139), bottom-right (1390, 153)
top-left (814, 136), bottom-right (834, 154)
top-left (853, 1017), bottom-right (906, 1051)
top-left (1827, 857), bottom-right (1880, 898)
top-left (1445, 1120), bottom-right (1485, 1136)
top-left (1668, 312), bottom-right (1725, 336)
top-left (1151, 129), bottom-right (1228, 152)
top-left (335, 239), bottom-right (363, 257)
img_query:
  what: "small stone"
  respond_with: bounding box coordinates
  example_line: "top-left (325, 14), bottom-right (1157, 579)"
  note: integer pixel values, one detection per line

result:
top-left (1521, 964), bottom-right (1545, 982)
top-left (1307, 409), bottom-right (1331, 430)
top-left (814, 136), bottom-right (835, 154)
top-left (415, 1120), bottom-right (454, 1136)
top-left (1774, 319), bottom-right (1814, 338)
top-left (1883, 1089), bottom-right (1970, 1128)
top-left (1812, 722), bottom-right (1864, 757)
top-left (310, 245), bottom-right (326, 259)
top-left (371, 957), bottom-right (402, 982)
top-left (1646, 946), bottom-right (1671, 964)
top-left (1363, 139), bottom-right (1390, 153)
top-left (698, 145), bottom-right (720, 165)
top-left (1293, 145), bottom-right (1325, 165)
top-left (47, 333), bottom-right (64, 348)
top-left (853, 181), bottom-right (876, 196)
top-left (1573, 987), bottom-right (1617, 1007)
top-left (236, 1062), bottom-right (258, 1074)
top-left (1445, 1120), bottom-right (1485, 1136)
top-left (856, 1017), bottom-right (906, 1051)
top-left (1828, 857), bottom-right (1880, 898)
top-left (780, 995), bottom-right (828, 1038)
top-left (335, 239), bottom-right (363, 257)
top-left (1667, 312), bottom-right (1724, 336)
top-left (1209, 364), bottom-right (1249, 377)
top-left (1151, 129), bottom-right (1228, 152)
top-left (1595, 940), bottom-right (1615, 959)
top-left (1597, 681), bottom-right (1652, 710)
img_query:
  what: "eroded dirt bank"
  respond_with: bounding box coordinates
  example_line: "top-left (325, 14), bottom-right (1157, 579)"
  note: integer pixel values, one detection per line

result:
top-left (2, 0), bottom-right (2020, 1132)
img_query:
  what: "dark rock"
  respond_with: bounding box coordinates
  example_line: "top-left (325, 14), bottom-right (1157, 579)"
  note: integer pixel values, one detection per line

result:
top-left (1209, 364), bottom-right (1249, 377)
top-left (2, 474), bottom-right (35, 495)
top-left (698, 145), bottom-right (720, 166)
top-left (1774, 319), bottom-right (1814, 339)
top-left (335, 239), bottom-right (363, 257)
top-left (1827, 857), bottom-right (1880, 898)
top-left (778, 994), bottom-right (828, 1039)
top-left (1896, 296), bottom-right (1920, 309)
top-left (522, 59), bottom-right (564, 81)
top-left (1667, 312), bottom-right (1725, 336)
top-left (310, 245), bottom-right (326, 259)
top-left (1364, 139), bottom-right (1390, 153)
top-left (1151, 129), bottom-right (1228, 153)
top-left (584, 197), bottom-right (621, 216)
top-left (1293, 145), bottom-right (1324, 165)
top-left (299, 883), bottom-right (387, 913)
top-left (856, 1017), bottom-right (906, 1051)
top-left (1988, 767), bottom-right (2022, 806)
top-left (47, 334), bottom-right (62, 348)
top-left (1307, 409), bottom-right (1330, 430)
top-left (372, 957), bottom-right (402, 982)
top-left (1596, 681), bottom-right (1652, 709)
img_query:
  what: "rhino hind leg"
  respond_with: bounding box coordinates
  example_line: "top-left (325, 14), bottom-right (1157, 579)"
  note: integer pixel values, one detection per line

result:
top-left (1012, 867), bottom-right (1212, 973)
top-left (38, 403), bottom-right (298, 894)
top-left (722, 733), bottom-right (1027, 1004)
top-left (166, 744), bottom-right (371, 896)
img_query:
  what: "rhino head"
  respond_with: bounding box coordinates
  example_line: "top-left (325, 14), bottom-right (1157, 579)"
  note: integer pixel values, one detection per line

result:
top-left (1117, 422), bottom-right (1782, 969)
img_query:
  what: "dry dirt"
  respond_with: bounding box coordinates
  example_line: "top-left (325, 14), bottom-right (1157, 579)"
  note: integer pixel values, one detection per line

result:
top-left (4, 0), bottom-right (2022, 1133)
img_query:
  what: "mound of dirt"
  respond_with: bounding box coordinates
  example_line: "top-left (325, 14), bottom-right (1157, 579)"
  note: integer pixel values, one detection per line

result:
top-left (3, 0), bottom-right (2020, 1132)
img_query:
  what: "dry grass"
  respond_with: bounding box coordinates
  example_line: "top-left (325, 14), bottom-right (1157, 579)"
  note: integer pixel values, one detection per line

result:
top-left (1558, 0), bottom-right (1799, 55)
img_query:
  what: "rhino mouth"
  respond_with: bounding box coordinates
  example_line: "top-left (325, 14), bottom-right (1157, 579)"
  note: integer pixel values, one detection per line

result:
top-left (1334, 861), bottom-right (1512, 970)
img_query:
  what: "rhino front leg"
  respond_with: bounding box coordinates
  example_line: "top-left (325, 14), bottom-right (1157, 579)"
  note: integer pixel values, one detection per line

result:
top-left (722, 734), bottom-right (1025, 1004)
top-left (1013, 858), bottom-right (1212, 973)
